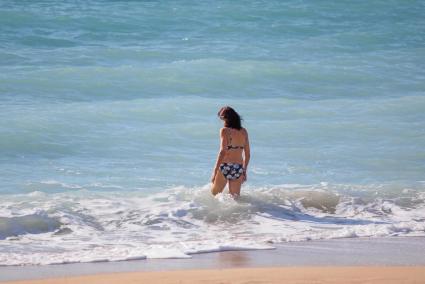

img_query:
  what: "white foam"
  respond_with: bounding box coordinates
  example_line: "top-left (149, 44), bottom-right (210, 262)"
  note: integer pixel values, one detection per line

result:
top-left (0, 183), bottom-right (424, 265)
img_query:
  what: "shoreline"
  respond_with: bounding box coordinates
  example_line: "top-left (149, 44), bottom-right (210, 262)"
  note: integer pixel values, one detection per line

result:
top-left (1, 236), bottom-right (424, 282)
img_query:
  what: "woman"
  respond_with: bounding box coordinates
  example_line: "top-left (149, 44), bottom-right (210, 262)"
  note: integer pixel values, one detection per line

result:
top-left (211, 106), bottom-right (250, 197)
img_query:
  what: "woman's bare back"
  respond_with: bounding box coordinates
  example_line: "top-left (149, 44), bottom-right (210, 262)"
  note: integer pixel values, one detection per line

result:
top-left (222, 127), bottom-right (247, 164)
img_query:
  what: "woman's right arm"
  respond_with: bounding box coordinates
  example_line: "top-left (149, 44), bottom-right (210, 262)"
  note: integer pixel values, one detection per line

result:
top-left (211, 128), bottom-right (227, 183)
top-left (243, 128), bottom-right (250, 182)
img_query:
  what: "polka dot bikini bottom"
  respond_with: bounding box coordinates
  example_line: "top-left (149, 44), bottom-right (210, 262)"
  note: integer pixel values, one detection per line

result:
top-left (219, 163), bottom-right (244, 180)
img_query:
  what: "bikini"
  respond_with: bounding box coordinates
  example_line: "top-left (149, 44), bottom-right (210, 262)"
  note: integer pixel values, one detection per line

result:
top-left (219, 128), bottom-right (245, 180)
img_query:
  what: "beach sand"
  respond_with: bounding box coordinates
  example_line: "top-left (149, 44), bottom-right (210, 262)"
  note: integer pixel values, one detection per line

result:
top-left (3, 267), bottom-right (425, 284)
top-left (2, 238), bottom-right (425, 284)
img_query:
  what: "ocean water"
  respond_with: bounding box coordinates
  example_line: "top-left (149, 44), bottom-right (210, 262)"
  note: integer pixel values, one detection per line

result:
top-left (1, 0), bottom-right (425, 265)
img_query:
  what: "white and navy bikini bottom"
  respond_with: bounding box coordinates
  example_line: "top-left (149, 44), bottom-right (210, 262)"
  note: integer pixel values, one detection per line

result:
top-left (219, 163), bottom-right (244, 180)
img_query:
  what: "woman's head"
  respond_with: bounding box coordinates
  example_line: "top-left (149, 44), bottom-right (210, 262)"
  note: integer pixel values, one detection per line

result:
top-left (218, 106), bottom-right (242, 130)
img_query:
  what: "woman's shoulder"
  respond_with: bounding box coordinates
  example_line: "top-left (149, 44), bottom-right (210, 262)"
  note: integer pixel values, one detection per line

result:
top-left (220, 127), bottom-right (247, 134)
top-left (220, 127), bottom-right (229, 135)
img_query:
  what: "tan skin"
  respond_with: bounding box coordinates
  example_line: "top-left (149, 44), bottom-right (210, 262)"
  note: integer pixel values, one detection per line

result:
top-left (210, 122), bottom-right (250, 198)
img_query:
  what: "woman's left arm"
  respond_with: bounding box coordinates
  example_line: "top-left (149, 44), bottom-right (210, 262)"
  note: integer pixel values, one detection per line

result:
top-left (242, 128), bottom-right (250, 182)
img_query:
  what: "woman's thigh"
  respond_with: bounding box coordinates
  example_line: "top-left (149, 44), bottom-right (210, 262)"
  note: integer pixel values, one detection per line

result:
top-left (228, 178), bottom-right (243, 197)
top-left (211, 171), bottom-right (227, 195)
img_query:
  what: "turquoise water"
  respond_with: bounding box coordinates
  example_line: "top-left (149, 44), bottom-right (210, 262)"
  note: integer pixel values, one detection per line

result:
top-left (1, 1), bottom-right (425, 265)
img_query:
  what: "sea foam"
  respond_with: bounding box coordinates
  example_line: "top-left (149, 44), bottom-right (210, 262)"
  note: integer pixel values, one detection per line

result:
top-left (0, 184), bottom-right (424, 265)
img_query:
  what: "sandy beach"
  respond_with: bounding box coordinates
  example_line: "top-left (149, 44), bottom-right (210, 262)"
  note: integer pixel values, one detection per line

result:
top-left (3, 267), bottom-right (425, 284)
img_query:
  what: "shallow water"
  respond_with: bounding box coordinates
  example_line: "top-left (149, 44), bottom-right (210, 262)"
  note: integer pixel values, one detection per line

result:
top-left (0, 0), bottom-right (424, 265)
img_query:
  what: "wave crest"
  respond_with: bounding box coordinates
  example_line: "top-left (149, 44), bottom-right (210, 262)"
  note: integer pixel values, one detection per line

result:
top-left (0, 213), bottom-right (62, 240)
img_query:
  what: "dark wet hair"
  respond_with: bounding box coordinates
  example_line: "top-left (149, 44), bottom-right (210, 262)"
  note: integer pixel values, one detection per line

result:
top-left (217, 106), bottom-right (242, 130)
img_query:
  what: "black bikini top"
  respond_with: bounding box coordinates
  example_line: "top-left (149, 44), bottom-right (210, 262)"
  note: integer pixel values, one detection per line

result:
top-left (225, 128), bottom-right (244, 150)
top-left (227, 145), bottom-right (244, 150)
